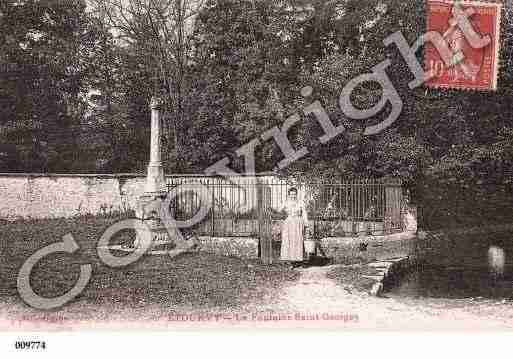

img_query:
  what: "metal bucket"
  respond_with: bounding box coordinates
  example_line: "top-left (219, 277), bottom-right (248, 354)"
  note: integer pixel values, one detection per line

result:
top-left (304, 240), bottom-right (316, 254)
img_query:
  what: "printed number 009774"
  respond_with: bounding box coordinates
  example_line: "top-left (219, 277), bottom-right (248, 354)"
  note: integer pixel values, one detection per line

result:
top-left (14, 341), bottom-right (46, 350)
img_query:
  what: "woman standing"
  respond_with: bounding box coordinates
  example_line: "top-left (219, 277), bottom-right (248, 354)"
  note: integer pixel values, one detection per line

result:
top-left (280, 187), bottom-right (309, 267)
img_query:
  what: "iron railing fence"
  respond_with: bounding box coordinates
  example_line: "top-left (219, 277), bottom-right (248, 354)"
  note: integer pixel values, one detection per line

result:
top-left (166, 176), bottom-right (403, 238)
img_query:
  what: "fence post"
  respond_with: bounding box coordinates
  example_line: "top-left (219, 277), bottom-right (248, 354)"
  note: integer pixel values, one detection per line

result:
top-left (258, 182), bottom-right (273, 264)
top-left (385, 179), bottom-right (402, 233)
top-left (211, 182), bottom-right (215, 236)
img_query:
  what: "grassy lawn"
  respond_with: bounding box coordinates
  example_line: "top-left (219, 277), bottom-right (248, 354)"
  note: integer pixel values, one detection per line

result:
top-left (1, 216), bottom-right (299, 312)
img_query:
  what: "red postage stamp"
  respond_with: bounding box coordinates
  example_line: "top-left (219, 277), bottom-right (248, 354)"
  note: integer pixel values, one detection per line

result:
top-left (424, 0), bottom-right (502, 91)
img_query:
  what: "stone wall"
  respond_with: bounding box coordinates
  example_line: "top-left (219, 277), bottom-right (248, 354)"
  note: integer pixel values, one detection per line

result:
top-left (318, 231), bottom-right (417, 264)
top-left (0, 174), bottom-right (146, 220)
top-left (0, 173), bottom-right (280, 220)
top-left (197, 236), bottom-right (259, 259)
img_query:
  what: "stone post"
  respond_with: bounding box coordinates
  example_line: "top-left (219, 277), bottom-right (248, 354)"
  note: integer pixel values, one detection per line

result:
top-left (145, 96), bottom-right (165, 194)
top-left (134, 96), bottom-right (198, 255)
top-left (134, 96), bottom-right (170, 250)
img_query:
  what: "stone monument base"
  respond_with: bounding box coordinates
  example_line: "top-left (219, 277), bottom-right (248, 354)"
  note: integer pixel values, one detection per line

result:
top-left (134, 191), bottom-right (174, 251)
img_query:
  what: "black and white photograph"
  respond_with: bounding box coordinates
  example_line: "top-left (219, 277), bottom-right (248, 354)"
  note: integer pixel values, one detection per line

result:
top-left (1, 0), bottom-right (513, 352)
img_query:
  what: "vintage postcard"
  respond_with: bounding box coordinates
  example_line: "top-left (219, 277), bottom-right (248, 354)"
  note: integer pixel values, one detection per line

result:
top-left (1, 0), bottom-right (513, 353)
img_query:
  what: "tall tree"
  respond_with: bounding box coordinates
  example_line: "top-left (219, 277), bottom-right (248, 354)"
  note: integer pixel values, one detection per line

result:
top-left (0, 0), bottom-right (93, 172)
top-left (89, 0), bottom-right (206, 170)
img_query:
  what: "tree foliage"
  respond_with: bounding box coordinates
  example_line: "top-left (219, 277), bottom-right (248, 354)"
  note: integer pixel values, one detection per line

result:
top-left (0, 0), bottom-right (511, 215)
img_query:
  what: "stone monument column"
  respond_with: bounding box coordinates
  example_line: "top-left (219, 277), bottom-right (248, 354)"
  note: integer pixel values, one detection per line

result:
top-left (134, 96), bottom-right (171, 250)
top-left (145, 96), bottom-right (166, 194)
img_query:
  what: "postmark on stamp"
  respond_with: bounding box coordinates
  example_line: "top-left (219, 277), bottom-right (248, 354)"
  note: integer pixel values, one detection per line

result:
top-left (425, 0), bottom-right (502, 90)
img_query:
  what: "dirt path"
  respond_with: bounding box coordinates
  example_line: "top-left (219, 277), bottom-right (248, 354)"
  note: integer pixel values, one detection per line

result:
top-left (246, 265), bottom-right (513, 330)
top-left (3, 264), bottom-right (513, 330)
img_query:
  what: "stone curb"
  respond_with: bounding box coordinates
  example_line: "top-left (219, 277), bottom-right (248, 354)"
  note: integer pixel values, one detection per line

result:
top-left (364, 256), bottom-right (414, 297)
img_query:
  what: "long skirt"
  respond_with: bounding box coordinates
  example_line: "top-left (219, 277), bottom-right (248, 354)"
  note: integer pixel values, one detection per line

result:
top-left (280, 216), bottom-right (305, 261)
